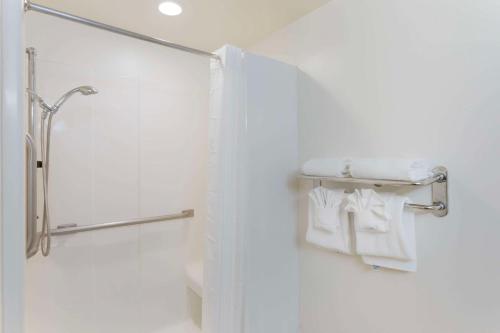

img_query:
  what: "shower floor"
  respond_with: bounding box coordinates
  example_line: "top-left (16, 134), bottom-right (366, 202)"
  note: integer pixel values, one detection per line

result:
top-left (153, 321), bottom-right (201, 333)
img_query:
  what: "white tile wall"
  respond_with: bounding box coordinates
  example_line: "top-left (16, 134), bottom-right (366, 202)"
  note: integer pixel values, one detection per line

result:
top-left (93, 76), bottom-right (140, 223)
top-left (25, 12), bottom-right (209, 333)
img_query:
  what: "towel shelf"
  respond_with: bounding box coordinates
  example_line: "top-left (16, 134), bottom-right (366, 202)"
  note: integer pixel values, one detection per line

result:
top-left (300, 166), bottom-right (448, 217)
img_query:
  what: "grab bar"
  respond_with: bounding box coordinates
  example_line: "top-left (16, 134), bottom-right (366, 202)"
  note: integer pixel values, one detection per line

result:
top-left (26, 47), bottom-right (39, 258)
top-left (26, 133), bottom-right (39, 257)
top-left (51, 209), bottom-right (195, 236)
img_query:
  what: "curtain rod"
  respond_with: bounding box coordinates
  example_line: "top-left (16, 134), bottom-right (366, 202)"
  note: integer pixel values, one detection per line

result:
top-left (24, 0), bottom-right (219, 60)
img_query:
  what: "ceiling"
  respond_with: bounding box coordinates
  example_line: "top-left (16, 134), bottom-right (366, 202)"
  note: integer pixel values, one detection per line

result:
top-left (32, 0), bottom-right (331, 52)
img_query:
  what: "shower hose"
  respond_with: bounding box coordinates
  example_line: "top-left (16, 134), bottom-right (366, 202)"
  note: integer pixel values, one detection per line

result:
top-left (39, 110), bottom-right (54, 256)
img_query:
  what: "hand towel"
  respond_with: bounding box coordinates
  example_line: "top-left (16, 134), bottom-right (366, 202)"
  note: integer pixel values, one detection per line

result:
top-left (346, 190), bottom-right (415, 262)
top-left (362, 205), bottom-right (416, 272)
top-left (306, 187), bottom-right (352, 254)
top-left (345, 189), bottom-right (391, 233)
top-left (302, 158), bottom-right (350, 177)
top-left (349, 158), bottom-right (434, 181)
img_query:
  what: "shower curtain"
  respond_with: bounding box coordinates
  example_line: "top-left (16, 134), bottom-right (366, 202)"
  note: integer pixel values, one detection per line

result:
top-left (204, 46), bottom-right (300, 333)
top-left (204, 45), bottom-right (246, 333)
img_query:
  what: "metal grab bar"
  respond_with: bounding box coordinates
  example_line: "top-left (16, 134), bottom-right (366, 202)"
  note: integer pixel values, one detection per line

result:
top-left (300, 166), bottom-right (449, 217)
top-left (26, 133), bottom-right (38, 256)
top-left (26, 47), bottom-right (39, 258)
top-left (51, 209), bottom-right (195, 236)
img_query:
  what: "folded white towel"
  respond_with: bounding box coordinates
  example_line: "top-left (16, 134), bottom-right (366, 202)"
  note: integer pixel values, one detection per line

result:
top-left (345, 189), bottom-right (391, 233)
top-left (346, 190), bottom-right (415, 262)
top-left (362, 205), bottom-right (416, 272)
top-left (301, 158), bottom-right (349, 177)
top-left (310, 187), bottom-right (342, 232)
top-left (306, 187), bottom-right (351, 254)
top-left (349, 158), bottom-right (434, 181)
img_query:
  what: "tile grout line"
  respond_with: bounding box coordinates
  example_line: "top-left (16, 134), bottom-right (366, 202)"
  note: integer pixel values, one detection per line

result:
top-left (137, 74), bottom-right (144, 324)
top-left (90, 67), bottom-right (98, 330)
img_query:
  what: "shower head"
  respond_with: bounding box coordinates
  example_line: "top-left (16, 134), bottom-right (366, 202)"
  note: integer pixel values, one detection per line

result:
top-left (78, 86), bottom-right (99, 95)
top-left (52, 86), bottom-right (98, 112)
top-left (27, 86), bottom-right (98, 114)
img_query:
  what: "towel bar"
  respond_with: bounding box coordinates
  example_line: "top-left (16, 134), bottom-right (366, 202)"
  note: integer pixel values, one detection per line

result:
top-left (300, 166), bottom-right (448, 217)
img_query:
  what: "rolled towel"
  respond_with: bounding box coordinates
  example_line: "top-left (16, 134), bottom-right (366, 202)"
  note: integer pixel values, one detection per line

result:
top-left (349, 158), bottom-right (435, 181)
top-left (301, 158), bottom-right (350, 177)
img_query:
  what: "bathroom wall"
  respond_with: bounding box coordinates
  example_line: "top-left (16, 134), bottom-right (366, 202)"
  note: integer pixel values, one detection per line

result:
top-left (25, 13), bottom-right (208, 333)
top-left (1, 0), bottom-right (26, 332)
top-left (252, 0), bottom-right (500, 332)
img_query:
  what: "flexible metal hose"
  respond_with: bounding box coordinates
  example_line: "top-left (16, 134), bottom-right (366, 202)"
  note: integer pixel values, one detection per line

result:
top-left (28, 86), bottom-right (97, 257)
top-left (40, 111), bottom-right (53, 256)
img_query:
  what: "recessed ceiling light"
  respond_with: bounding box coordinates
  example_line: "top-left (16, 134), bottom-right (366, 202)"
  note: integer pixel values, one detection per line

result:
top-left (158, 1), bottom-right (183, 16)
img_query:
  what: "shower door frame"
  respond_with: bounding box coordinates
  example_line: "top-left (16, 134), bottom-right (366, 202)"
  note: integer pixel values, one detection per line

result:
top-left (0, 0), bottom-right (26, 332)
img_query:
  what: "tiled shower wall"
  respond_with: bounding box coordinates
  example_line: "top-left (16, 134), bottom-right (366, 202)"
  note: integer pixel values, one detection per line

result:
top-left (25, 13), bottom-right (209, 333)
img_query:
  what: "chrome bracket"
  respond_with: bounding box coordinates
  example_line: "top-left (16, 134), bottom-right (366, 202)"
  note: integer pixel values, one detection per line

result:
top-left (431, 166), bottom-right (448, 217)
top-left (56, 223), bottom-right (78, 229)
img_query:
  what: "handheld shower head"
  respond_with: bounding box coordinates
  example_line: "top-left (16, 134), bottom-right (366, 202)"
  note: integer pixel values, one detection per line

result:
top-left (27, 85), bottom-right (98, 114)
top-left (53, 86), bottom-right (98, 111)
top-left (77, 86), bottom-right (99, 95)
top-left (33, 84), bottom-right (98, 257)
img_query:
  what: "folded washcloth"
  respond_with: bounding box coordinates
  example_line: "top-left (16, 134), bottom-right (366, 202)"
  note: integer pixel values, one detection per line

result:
top-left (346, 189), bottom-right (415, 263)
top-left (306, 187), bottom-right (352, 254)
top-left (349, 158), bottom-right (434, 181)
top-left (301, 158), bottom-right (350, 177)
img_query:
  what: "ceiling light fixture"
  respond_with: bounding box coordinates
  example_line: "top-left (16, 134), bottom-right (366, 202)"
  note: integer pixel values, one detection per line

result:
top-left (158, 1), bottom-right (183, 16)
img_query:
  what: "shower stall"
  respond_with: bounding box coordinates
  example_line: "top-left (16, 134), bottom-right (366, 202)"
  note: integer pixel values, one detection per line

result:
top-left (24, 5), bottom-right (212, 332)
top-left (20, 2), bottom-right (299, 333)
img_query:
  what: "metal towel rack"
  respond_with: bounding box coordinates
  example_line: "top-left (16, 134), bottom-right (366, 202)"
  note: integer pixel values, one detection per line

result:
top-left (51, 209), bottom-right (195, 236)
top-left (300, 166), bottom-right (448, 217)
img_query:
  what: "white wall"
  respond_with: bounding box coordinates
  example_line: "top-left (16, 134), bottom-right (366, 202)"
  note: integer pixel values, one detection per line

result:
top-left (252, 0), bottom-right (500, 332)
top-left (25, 13), bottom-right (208, 333)
top-left (1, 0), bottom-right (26, 332)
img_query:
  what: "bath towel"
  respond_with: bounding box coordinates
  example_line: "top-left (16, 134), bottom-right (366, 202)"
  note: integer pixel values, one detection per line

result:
top-left (349, 158), bottom-right (434, 181)
top-left (302, 158), bottom-right (350, 177)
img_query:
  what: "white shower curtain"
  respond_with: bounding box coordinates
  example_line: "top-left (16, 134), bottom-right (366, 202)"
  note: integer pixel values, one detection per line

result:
top-left (204, 45), bottom-right (246, 333)
top-left (204, 45), bottom-right (299, 333)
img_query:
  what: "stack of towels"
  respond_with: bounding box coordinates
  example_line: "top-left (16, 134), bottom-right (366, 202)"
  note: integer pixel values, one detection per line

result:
top-left (304, 158), bottom-right (433, 272)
